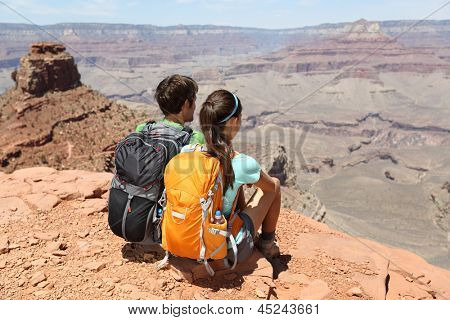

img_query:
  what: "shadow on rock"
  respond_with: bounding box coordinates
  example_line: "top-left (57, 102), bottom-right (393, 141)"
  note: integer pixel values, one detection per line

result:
top-left (121, 243), bottom-right (166, 263)
top-left (269, 254), bottom-right (292, 279)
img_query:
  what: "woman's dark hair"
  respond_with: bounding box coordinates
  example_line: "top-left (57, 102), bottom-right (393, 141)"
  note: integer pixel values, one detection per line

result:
top-left (155, 75), bottom-right (198, 116)
top-left (200, 90), bottom-right (242, 191)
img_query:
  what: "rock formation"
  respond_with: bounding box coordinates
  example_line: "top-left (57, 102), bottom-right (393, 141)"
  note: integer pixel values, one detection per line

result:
top-left (0, 42), bottom-right (147, 173)
top-left (0, 167), bottom-right (449, 300)
top-left (339, 19), bottom-right (392, 43)
top-left (15, 42), bottom-right (81, 96)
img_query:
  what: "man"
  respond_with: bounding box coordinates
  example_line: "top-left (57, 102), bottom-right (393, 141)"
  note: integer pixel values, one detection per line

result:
top-left (136, 74), bottom-right (205, 144)
top-left (108, 75), bottom-right (204, 244)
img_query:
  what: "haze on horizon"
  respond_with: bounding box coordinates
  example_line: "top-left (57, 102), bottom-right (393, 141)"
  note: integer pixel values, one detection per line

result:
top-left (0, 0), bottom-right (449, 29)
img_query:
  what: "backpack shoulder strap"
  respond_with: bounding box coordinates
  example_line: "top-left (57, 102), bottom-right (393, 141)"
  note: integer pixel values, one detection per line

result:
top-left (182, 125), bottom-right (193, 135)
top-left (140, 121), bottom-right (156, 134)
top-left (180, 126), bottom-right (193, 145)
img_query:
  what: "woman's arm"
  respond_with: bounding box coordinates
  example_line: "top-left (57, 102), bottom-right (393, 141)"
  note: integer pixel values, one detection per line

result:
top-left (254, 171), bottom-right (279, 193)
top-left (236, 187), bottom-right (246, 211)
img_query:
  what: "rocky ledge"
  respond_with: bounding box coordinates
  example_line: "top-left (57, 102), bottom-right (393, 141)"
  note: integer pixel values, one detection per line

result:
top-left (0, 167), bottom-right (449, 300)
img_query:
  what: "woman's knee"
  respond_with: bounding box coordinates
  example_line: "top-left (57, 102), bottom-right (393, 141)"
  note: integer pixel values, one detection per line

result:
top-left (272, 177), bottom-right (281, 196)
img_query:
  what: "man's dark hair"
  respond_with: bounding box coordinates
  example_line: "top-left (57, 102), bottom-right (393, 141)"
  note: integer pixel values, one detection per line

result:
top-left (154, 75), bottom-right (198, 115)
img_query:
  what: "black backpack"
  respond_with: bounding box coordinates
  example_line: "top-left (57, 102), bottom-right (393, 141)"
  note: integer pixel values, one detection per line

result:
top-left (108, 121), bottom-right (192, 244)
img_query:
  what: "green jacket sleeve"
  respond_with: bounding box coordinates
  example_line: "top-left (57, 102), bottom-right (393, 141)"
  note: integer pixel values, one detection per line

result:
top-left (190, 130), bottom-right (205, 145)
top-left (135, 123), bottom-right (146, 133)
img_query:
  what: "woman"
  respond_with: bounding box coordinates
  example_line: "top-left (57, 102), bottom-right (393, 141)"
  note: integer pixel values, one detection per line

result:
top-left (198, 89), bottom-right (281, 261)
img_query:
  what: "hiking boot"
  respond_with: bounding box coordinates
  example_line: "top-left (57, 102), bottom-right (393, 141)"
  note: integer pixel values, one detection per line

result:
top-left (255, 236), bottom-right (280, 259)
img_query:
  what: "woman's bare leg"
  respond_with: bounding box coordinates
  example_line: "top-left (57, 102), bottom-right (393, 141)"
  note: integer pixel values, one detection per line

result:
top-left (243, 177), bottom-right (281, 235)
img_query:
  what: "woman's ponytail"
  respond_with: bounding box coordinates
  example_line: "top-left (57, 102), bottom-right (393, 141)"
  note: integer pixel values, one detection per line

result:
top-left (200, 90), bottom-right (242, 191)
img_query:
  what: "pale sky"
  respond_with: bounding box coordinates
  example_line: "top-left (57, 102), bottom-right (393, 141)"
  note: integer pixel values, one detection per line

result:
top-left (0, 0), bottom-right (449, 29)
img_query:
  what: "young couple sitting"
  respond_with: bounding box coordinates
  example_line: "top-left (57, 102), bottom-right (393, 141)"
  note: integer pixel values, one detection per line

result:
top-left (138, 74), bottom-right (281, 262)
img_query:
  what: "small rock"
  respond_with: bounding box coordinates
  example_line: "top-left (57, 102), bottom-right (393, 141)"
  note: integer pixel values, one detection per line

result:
top-left (37, 281), bottom-right (49, 288)
top-left (32, 258), bottom-right (47, 267)
top-left (300, 279), bottom-right (332, 300)
top-left (23, 262), bottom-right (32, 270)
top-left (0, 237), bottom-right (9, 254)
top-left (30, 271), bottom-right (47, 286)
top-left (45, 241), bottom-right (64, 253)
top-left (338, 266), bottom-right (350, 273)
top-left (28, 238), bottom-right (39, 246)
top-left (105, 284), bottom-right (115, 292)
top-left (33, 290), bottom-right (49, 297)
top-left (0, 260), bottom-right (6, 269)
top-left (85, 261), bottom-right (107, 272)
top-left (193, 292), bottom-right (204, 300)
top-left (327, 267), bottom-right (339, 274)
top-left (405, 277), bottom-right (414, 282)
top-left (18, 278), bottom-right (26, 287)
top-left (34, 231), bottom-right (59, 241)
top-left (52, 250), bottom-right (68, 257)
top-left (346, 287), bottom-right (363, 297)
top-left (8, 243), bottom-right (21, 250)
top-left (77, 230), bottom-right (90, 238)
top-left (279, 272), bottom-right (310, 285)
top-left (129, 291), bottom-right (144, 300)
top-left (50, 257), bottom-right (63, 265)
top-left (120, 283), bottom-right (139, 293)
top-left (112, 277), bottom-right (121, 283)
top-left (157, 279), bottom-right (167, 290)
top-left (255, 289), bottom-right (266, 299)
top-left (101, 277), bottom-right (114, 285)
top-left (10, 206), bottom-right (18, 212)
top-left (170, 269), bottom-right (183, 282)
top-left (113, 260), bottom-right (123, 266)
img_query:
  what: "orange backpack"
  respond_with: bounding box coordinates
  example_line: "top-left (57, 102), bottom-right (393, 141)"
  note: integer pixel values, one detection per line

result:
top-left (158, 144), bottom-right (243, 275)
